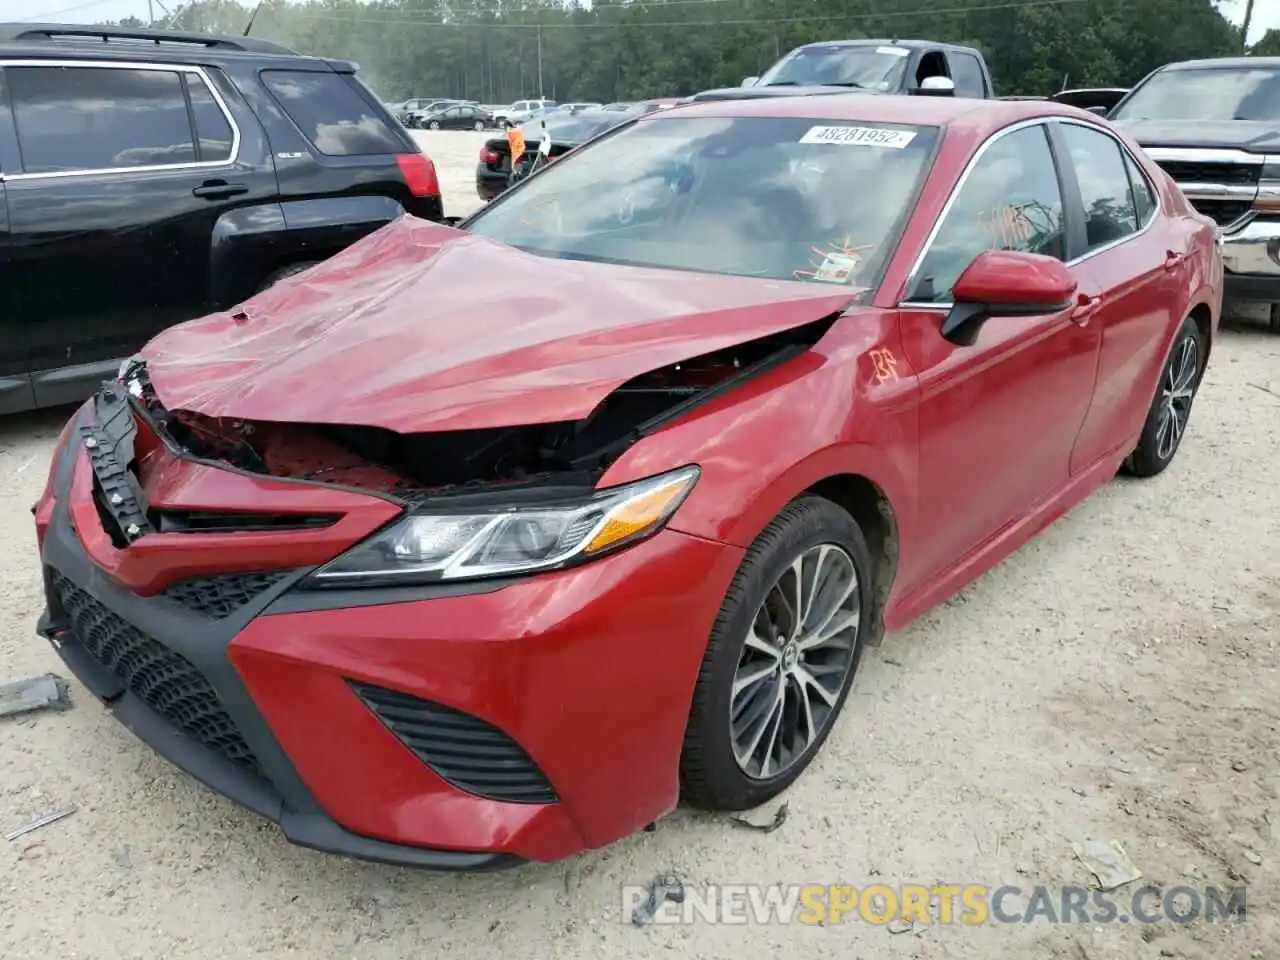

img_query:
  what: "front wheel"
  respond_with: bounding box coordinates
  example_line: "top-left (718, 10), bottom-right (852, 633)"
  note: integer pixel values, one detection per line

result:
top-left (474, 119), bottom-right (486, 131)
top-left (428, 120), bottom-right (441, 130)
top-left (1123, 314), bottom-right (1205, 478)
top-left (680, 496), bottom-right (873, 811)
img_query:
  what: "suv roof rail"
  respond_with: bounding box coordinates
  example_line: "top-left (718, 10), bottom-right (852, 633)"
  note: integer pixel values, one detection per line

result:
top-left (0, 22), bottom-right (298, 55)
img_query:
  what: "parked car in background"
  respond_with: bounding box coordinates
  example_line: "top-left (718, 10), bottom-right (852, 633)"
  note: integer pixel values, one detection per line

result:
top-left (562, 101), bottom-right (603, 113)
top-left (687, 38), bottom-right (994, 103)
top-left (404, 98), bottom-right (476, 128)
top-left (998, 89), bottom-right (1130, 115)
top-left (35, 93), bottom-right (1220, 869)
top-left (1109, 56), bottom-right (1280, 331)
top-left (419, 102), bottom-right (494, 130)
top-left (491, 98), bottom-right (557, 127)
top-left (475, 104), bottom-right (651, 200)
top-left (0, 22), bottom-right (444, 414)
top-left (392, 97), bottom-right (437, 123)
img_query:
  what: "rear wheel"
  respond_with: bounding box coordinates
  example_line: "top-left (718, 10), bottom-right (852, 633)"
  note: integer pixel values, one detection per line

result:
top-left (1123, 314), bottom-right (1205, 478)
top-left (255, 260), bottom-right (320, 295)
top-left (680, 496), bottom-right (872, 811)
top-left (474, 119), bottom-right (486, 131)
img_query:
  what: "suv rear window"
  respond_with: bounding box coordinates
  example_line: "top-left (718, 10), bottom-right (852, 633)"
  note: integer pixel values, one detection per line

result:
top-left (9, 65), bottom-right (201, 173)
top-left (261, 69), bottom-right (407, 156)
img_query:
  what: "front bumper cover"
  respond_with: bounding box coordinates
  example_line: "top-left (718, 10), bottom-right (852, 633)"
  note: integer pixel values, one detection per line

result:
top-left (35, 391), bottom-right (744, 867)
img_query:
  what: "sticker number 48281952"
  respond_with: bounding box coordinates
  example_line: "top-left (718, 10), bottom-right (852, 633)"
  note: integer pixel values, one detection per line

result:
top-left (798, 125), bottom-right (917, 149)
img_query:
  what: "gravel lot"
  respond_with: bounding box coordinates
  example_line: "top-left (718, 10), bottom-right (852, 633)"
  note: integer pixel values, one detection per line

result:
top-left (2, 129), bottom-right (1278, 958)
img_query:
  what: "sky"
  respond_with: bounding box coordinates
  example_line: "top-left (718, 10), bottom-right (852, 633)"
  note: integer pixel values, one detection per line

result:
top-left (6, 0), bottom-right (1279, 44)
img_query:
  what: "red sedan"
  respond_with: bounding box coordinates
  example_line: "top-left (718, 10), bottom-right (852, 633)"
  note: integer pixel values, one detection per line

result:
top-left (33, 93), bottom-right (1221, 868)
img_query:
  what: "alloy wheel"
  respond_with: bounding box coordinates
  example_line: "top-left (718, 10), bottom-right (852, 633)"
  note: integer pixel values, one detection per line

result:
top-left (1155, 335), bottom-right (1198, 461)
top-left (730, 543), bottom-right (860, 780)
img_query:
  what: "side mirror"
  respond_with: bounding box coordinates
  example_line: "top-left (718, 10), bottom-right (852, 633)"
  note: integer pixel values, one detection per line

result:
top-left (912, 76), bottom-right (956, 97)
top-left (941, 250), bottom-right (1078, 346)
top-left (741, 76), bottom-right (759, 87)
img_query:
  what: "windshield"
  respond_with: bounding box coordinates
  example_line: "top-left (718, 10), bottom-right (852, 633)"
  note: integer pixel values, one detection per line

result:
top-left (758, 44), bottom-right (911, 88)
top-left (465, 115), bottom-right (938, 289)
top-left (1112, 66), bottom-right (1280, 122)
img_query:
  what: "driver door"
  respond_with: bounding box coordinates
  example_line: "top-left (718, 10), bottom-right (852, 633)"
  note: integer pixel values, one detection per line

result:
top-left (896, 121), bottom-right (1103, 590)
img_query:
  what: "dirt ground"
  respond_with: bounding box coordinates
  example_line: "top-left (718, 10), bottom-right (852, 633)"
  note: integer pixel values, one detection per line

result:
top-left (2, 130), bottom-right (1278, 958)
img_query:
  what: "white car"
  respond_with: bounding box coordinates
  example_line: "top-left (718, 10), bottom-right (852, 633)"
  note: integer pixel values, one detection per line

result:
top-left (492, 98), bottom-right (557, 128)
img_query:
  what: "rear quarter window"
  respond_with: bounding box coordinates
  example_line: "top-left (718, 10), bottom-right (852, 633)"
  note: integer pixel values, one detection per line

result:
top-left (261, 69), bottom-right (408, 156)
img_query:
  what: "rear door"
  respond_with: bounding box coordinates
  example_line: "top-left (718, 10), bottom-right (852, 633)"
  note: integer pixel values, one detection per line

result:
top-left (897, 121), bottom-right (1103, 588)
top-left (257, 65), bottom-right (438, 218)
top-left (0, 67), bottom-right (34, 413)
top-left (2, 60), bottom-right (277, 407)
top-left (1055, 119), bottom-right (1182, 472)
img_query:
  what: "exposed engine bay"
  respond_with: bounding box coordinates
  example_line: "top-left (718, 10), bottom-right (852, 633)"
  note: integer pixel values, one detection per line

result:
top-left (122, 314), bottom-right (835, 501)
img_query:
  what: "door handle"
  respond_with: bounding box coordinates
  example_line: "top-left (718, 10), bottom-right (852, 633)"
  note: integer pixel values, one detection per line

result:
top-left (1164, 249), bottom-right (1186, 271)
top-left (1070, 294), bottom-right (1102, 325)
top-left (192, 181), bottom-right (248, 200)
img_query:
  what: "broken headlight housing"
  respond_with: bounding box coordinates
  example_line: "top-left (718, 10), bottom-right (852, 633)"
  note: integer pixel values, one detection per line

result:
top-left (307, 465), bottom-right (700, 587)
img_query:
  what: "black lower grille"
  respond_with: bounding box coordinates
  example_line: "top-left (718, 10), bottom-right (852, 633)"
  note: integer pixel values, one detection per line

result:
top-left (161, 571), bottom-right (290, 619)
top-left (350, 681), bottom-right (557, 804)
top-left (50, 572), bottom-right (262, 775)
top-left (1156, 160), bottom-right (1261, 187)
top-left (1187, 198), bottom-right (1253, 227)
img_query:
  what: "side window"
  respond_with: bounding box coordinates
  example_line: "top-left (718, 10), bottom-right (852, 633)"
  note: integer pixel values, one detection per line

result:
top-left (9, 65), bottom-right (195, 173)
top-left (185, 72), bottom-right (234, 163)
top-left (915, 51), bottom-right (950, 86)
top-left (261, 70), bottom-right (405, 156)
top-left (445, 107), bottom-right (462, 119)
top-left (1124, 151), bottom-right (1157, 227)
top-left (1059, 123), bottom-right (1139, 252)
top-left (949, 54), bottom-right (986, 98)
top-left (908, 124), bottom-right (1066, 303)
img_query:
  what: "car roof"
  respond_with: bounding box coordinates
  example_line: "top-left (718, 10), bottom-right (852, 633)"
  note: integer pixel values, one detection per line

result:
top-left (0, 22), bottom-right (341, 68)
top-left (1160, 56), bottom-right (1280, 71)
top-left (790, 37), bottom-right (984, 56)
top-left (655, 92), bottom-right (1088, 135)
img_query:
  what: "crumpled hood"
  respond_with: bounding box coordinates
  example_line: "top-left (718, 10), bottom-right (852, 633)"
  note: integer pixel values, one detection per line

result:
top-left (144, 217), bottom-right (859, 434)
top-left (1116, 119), bottom-right (1280, 153)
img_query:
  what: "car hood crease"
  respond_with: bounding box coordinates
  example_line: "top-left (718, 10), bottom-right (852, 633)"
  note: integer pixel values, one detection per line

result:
top-left (143, 217), bottom-right (861, 434)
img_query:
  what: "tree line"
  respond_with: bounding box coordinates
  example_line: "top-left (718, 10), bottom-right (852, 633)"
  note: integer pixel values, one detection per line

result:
top-left (103, 0), bottom-right (1274, 105)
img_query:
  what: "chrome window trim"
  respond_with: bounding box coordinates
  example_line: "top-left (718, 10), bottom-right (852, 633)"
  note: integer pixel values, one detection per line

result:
top-left (0, 58), bottom-right (241, 181)
top-left (898, 115), bottom-right (1163, 309)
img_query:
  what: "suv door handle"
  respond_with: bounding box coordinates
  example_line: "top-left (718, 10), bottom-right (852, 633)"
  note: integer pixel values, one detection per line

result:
top-left (1070, 294), bottom-right (1103, 325)
top-left (1164, 250), bottom-right (1186, 271)
top-left (192, 180), bottom-right (248, 200)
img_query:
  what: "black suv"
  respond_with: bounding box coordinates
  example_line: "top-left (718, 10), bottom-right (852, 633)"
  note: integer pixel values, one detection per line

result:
top-left (0, 23), bottom-right (444, 414)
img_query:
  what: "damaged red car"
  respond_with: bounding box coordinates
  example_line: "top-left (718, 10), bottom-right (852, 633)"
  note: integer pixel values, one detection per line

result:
top-left (33, 94), bottom-right (1221, 869)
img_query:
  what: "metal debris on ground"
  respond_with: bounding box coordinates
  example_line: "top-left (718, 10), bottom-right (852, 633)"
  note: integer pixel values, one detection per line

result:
top-left (0, 673), bottom-right (72, 719)
top-left (730, 801), bottom-right (789, 834)
top-left (5, 806), bottom-right (78, 842)
top-left (1070, 839), bottom-right (1142, 892)
top-left (631, 873), bottom-right (686, 926)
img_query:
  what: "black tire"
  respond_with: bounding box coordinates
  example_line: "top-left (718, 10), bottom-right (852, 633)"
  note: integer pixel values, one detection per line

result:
top-left (1123, 314), bottom-right (1205, 478)
top-left (679, 496), bottom-right (874, 811)
top-left (1269, 303), bottom-right (1280, 334)
top-left (255, 260), bottom-right (320, 295)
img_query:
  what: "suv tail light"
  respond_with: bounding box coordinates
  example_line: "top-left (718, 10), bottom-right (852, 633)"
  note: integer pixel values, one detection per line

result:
top-left (479, 145), bottom-right (499, 166)
top-left (396, 153), bottom-right (440, 198)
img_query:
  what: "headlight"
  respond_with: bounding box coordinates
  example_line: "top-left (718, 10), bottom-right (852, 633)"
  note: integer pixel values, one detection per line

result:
top-left (306, 465), bottom-right (700, 588)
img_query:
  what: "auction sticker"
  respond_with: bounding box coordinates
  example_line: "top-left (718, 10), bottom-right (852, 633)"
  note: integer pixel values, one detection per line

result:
top-left (799, 125), bottom-right (916, 148)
